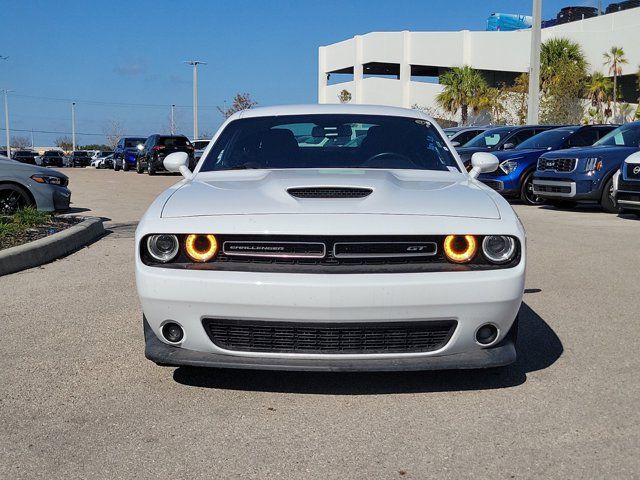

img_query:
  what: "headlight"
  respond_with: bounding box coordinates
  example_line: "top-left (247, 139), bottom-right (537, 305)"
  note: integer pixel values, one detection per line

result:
top-left (146, 234), bottom-right (179, 263)
top-left (499, 160), bottom-right (518, 175)
top-left (185, 234), bottom-right (218, 262)
top-left (443, 235), bottom-right (477, 263)
top-left (482, 236), bottom-right (516, 264)
top-left (30, 174), bottom-right (64, 185)
top-left (584, 157), bottom-right (602, 174)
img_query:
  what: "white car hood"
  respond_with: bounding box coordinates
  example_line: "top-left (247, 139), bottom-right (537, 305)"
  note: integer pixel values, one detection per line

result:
top-left (161, 169), bottom-right (500, 219)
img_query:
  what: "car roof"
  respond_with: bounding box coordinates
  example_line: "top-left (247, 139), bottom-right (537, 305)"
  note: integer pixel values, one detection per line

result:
top-left (234, 104), bottom-right (430, 121)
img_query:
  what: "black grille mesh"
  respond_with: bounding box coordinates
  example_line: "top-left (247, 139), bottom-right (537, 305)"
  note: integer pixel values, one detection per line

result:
top-left (288, 187), bottom-right (372, 199)
top-left (538, 158), bottom-right (576, 172)
top-left (203, 319), bottom-right (456, 354)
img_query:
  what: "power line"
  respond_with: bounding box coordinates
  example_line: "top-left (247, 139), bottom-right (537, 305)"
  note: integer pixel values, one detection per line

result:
top-left (11, 93), bottom-right (222, 110)
top-left (0, 127), bottom-right (145, 137)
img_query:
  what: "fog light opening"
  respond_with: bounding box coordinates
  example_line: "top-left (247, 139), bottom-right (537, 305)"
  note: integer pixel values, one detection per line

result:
top-left (162, 322), bottom-right (184, 343)
top-left (475, 324), bottom-right (498, 346)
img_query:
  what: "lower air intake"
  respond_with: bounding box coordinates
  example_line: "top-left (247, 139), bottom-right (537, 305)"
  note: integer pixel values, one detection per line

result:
top-left (288, 187), bottom-right (372, 199)
top-left (202, 319), bottom-right (456, 354)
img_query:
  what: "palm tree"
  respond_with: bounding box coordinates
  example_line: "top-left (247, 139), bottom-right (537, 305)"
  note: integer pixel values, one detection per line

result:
top-left (586, 72), bottom-right (613, 123)
top-left (603, 46), bottom-right (628, 120)
top-left (540, 38), bottom-right (588, 90)
top-left (436, 66), bottom-right (488, 125)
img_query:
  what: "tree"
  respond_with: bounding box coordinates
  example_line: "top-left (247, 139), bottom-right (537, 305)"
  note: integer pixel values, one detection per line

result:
top-left (509, 73), bottom-right (529, 125)
top-left (477, 86), bottom-right (507, 124)
top-left (103, 120), bottom-right (124, 149)
top-left (217, 93), bottom-right (257, 119)
top-left (540, 38), bottom-right (587, 91)
top-left (538, 38), bottom-right (588, 124)
top-left (10, 136), bottom-right (31, 149)
top-left (603, 46), bottom-right (628, 120)
top-left (436, 66), bottom-right (488, 125)
top-left (585, 72), bottom-right (613, 123)
top-left (337, 89), bottom-right (352, 103)
top-left (55, 136), bottom-right (73, 151)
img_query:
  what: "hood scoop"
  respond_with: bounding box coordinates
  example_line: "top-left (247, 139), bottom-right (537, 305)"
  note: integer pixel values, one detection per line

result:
top-left (287, 186), bottom-right (373, 199)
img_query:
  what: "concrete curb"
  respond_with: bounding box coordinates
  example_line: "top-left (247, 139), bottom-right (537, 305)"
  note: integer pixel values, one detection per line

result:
top-left (0, 217), bottom-right (105, 276)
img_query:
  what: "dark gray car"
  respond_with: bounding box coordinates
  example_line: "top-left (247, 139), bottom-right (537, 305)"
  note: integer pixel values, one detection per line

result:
top-left (0, 156), bottom-right (71, 214)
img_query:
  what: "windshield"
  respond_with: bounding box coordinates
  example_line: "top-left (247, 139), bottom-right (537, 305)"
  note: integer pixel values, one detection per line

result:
top-left (594, 124), bottom-right (640, 147)
top-left (73, 151), bottom-right (89, 156)
top-left (516, 129), bottom-right (575, 150)
top-left (463, 128), bottom-right (513, 149)
top-left (200, 114), bottom-right (460, 173)
top-left (124, 138), bottom-right (146, 148)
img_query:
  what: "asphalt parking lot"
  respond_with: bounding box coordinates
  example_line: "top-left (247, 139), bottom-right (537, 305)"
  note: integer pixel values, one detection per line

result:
top-left (1, 168), bottom-right (639, 479)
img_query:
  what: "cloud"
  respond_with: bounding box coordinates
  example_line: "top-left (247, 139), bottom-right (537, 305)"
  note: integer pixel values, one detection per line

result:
top-left (113, 58), bottom-right (147, 76)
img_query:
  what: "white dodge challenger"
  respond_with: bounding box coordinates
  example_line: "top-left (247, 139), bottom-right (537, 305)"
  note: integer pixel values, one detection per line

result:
top-left (135, 104), bottom-right (525, 371)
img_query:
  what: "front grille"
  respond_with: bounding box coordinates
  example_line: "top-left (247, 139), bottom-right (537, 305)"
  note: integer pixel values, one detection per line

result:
top-left (626, 164), bottom-right (640, 180)
top-left (617, 191), bottom-right (640, 203)
top-left (618, 176), bottom-right (640, 192)
top-left (288, 187), bottom-right (372, 199)
top-left (537, 158), bottom-right (576, 172)
top-left (214, 235), bottom-right (444, 266)
top-left (535, 184), bottom-right (571, 193)
top-left (202, 318), bottom-right (457, 354)
top-left (480, 179), bottom-right (503, 191)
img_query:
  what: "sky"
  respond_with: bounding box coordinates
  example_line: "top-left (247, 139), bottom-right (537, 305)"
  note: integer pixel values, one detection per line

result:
top-left (1, 0), bottom-right (607, 146)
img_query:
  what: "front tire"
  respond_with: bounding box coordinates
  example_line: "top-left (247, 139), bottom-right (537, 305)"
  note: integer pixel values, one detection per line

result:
top-left (0, 184), bottom-right (34, 215)
top-left (114, 159), bottom-right (121, 171)
top-left (520, 171), bottom-right (545, 205)
top-left (600, 177), bottom-right (619, 214)
top-left (122, 161), bottom-right (130, 172)
top-left (136, 159), bottom-right (144, 174)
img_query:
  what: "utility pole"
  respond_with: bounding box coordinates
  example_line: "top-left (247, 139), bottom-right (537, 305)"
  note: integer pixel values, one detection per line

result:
top-left (2, 89), bottom-right (11, 157)
top-left (71, 102), bottom-right (76, 152)
top-left (30, 128), bottom-right (34, 148)
top-left (170, 104), bottom-right (176, 135)
top-left (184, 60), bottom-right (207, 140)
top-left (527, 0), bottom-right (542, 125)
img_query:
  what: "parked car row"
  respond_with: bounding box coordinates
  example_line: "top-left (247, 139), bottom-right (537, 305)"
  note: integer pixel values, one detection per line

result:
top-left (451, 121), bottom-right (640, 214)
top-left (112, 135), bottom-right (199, 175)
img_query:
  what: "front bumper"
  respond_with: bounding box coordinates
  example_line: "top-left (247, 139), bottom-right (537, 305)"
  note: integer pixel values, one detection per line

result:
top-left (533, 173), bottom-right (606, 201)
top-left (615, 176), bottom-right (640, 210)
top-left (137, 262), bottom-right (525, 371)
top-left (144, 317), bottom-right (517, 371)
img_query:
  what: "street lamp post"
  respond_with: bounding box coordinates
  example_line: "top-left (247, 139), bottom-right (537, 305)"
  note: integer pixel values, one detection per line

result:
top-left (170, 104), bottom-right (176, 135)
top-left (527, 0), bottom-right (542, 125)
top-left (71, 102), bottom-right (76, 152)
top-left (184, 60), bottom-right (207, 140)
top-left (2, 89), bottom-right (12, 157)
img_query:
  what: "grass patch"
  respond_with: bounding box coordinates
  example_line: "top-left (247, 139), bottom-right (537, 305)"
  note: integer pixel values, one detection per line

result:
top-left (0, 207), bottom-right (52, 237)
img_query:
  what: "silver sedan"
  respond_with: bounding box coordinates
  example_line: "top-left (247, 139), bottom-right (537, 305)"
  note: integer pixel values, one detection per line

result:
top-left (0, 156), bottom-right (71, 214)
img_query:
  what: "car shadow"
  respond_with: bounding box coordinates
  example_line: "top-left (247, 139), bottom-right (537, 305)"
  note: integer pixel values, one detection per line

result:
top-left (172, 302), bottom-right (562, 394)
top-left (103, 221), bottom-right (138, 239)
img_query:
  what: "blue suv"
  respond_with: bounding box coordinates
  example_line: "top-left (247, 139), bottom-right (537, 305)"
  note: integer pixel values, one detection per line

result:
top-left (533, 121), bottom-right (640, 212)
top-left (478, 125), bottom-right (616, 204)
top-left (113, 137), bottom-right (147, 172)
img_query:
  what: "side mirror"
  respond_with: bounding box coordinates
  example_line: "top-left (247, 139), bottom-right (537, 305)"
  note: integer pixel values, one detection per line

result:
top-left (164, 152), bottom-right (192, 180)
top-left (469, 152), bottom-right (499, 179)
top-left (451, 141), bottom-right (460, 147)
top-left (502, 142), bottom-right (515, 150)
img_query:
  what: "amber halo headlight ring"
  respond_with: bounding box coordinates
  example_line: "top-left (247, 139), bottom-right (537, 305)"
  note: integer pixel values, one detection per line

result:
top-left (443, 235), bottom-right (478, 264)
top-left (184, 234), bottom-right (218, 262)
top-left (146, 234), bottom-right (180, 263)
top-left (482, 235), bottom-right (516, 264)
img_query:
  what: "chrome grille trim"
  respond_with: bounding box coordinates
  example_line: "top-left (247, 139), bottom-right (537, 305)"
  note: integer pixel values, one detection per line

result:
top-left (333, 242), bottom-right (438, 259)
top-left (222, 241), bottom-right (326, 259)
